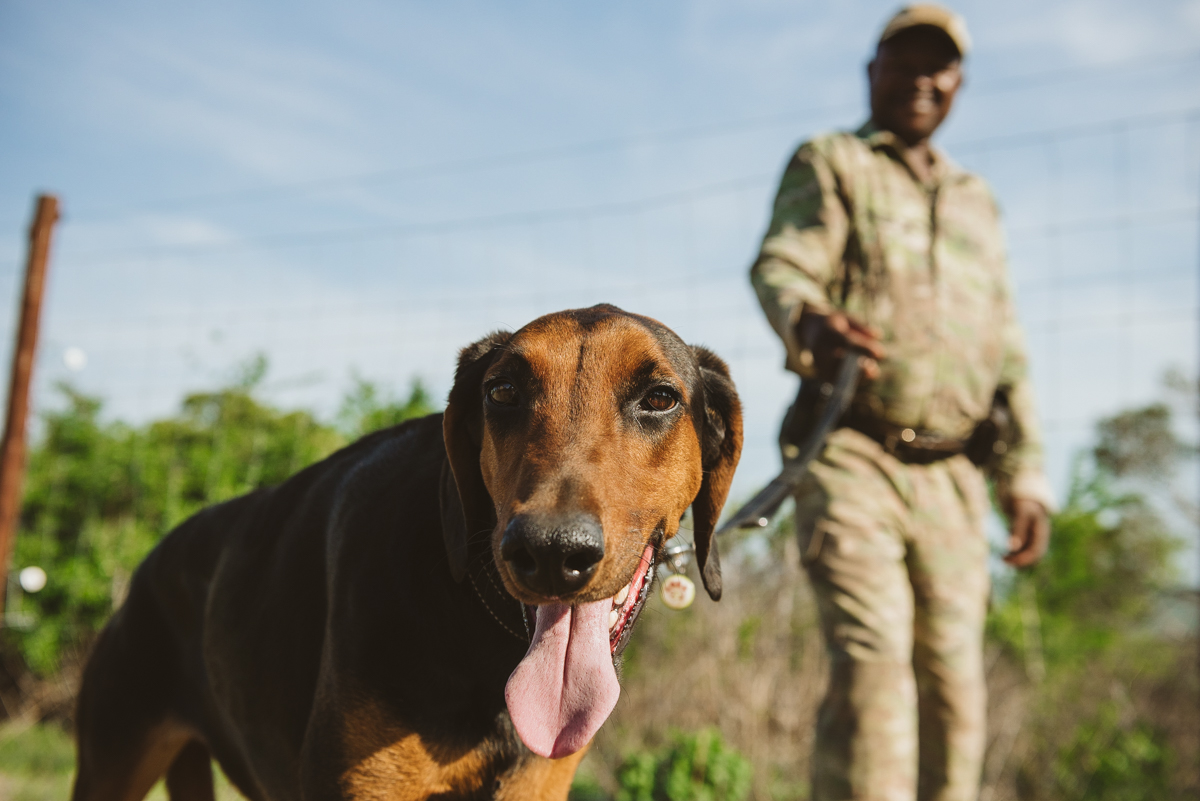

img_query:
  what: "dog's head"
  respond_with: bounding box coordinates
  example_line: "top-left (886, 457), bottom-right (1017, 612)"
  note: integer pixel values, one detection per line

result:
top-left (440, 304), bottom-right (741, 758)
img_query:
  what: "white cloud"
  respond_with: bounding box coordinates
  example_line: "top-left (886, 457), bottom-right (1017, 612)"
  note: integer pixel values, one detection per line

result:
top-left (84, 34), bottom-right (375, 180)
top-left (976, 0), bottom-right (1200, 64)
top-left (1053, 1), bottom-right (1159, 61)
top-left (4, 0), bottom-right (1200, 530)
top-left (679, 0), bottom-right (876, 101)
top-left (62, 213), bottom-right (236, 255)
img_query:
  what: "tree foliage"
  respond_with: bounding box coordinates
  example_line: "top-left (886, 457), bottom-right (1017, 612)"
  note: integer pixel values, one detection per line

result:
top-left (336, 375), bottom-right (435, 441)
top-left (986, 396), bottom-right (1192, 799)
top-left (1092, 403), bottom-right (1180, 480)
top-left (5, 365), bottom-right (436, 676)
top-left (987, 465), bottom-right (1181, 667)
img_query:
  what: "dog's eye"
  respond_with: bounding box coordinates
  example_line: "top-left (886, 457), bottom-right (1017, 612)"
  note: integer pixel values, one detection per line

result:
top-left (640, 388), bottom-right (678, 413)
top-left (487, 381), bottom-right (519, 407)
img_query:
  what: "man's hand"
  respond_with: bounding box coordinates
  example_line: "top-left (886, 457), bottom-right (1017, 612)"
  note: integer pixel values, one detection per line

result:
top-left (1004, 498), bottom-right (1050, 568)
top-left (796, 308), bottom-right (887, 380)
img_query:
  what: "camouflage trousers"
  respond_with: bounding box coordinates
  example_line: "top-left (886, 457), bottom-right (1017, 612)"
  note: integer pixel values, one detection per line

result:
top-left (794, 427), bottom-right (990, 801)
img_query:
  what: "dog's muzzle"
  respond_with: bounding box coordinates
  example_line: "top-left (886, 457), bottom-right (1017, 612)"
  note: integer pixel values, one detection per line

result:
top-left (500, 513), bottom-right (605, 598)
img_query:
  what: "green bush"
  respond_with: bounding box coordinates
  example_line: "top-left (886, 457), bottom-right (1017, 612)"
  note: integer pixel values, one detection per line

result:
top-left (1052, 701), bottom-right (1172, 800)
top-left (3, 363), bottom-right (435, 677)
top-left (336, 375), bottom-right (434, 441)
top-left (987, 412), bottom-right (1182, 671)
top-left (615, 728), bottom-right (752, 801)
top-left (987, 397), bottom-right (1195, 798)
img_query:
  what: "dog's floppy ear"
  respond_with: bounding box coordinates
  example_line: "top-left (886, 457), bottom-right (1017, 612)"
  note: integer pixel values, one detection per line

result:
top-left (440, 330), bottom-right (512, 582)
top-left (689, 346), bottom-right (743, 601)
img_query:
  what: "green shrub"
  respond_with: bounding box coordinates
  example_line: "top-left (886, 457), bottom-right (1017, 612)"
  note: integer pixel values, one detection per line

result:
top-left (3, 364), bottom-right (435, 677)
top-left (615, 728), bottom-right (752, 801)
top-left (987, 397), bottom-right (1196, 798)
top-left (1052, 701), bottom-right (1172, 800)
top-left (336, 375), bottom-right (435, 440)
top-left (987, 434), bottom-right (1181, 672)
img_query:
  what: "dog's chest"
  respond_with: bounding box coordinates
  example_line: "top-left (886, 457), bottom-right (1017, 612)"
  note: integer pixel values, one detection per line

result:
top-left (337, 710), bottom-right (583, 801)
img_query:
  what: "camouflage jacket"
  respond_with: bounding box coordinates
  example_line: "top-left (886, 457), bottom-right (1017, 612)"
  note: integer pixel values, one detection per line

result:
top-left (750, 121), bottom-right (1054, 509)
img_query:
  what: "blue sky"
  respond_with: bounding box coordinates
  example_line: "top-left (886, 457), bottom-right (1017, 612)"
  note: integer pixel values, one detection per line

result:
top-left (5, 0), bottom-right (1200, 225)
top-left (2, 1), bottom-right (1200, 576)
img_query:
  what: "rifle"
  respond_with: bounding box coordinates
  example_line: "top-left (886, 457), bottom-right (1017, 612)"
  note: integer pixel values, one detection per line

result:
top-left (656, 351), bottom-right (863, 609)
top-left (716, 350), bottom-right (864, 534)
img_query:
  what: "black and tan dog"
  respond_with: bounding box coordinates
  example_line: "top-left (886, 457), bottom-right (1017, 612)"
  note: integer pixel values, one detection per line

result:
top-left (72, 304), bottom-right (742, 801)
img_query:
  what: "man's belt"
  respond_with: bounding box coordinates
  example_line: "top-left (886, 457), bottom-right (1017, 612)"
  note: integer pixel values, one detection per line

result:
top-left (714, 352), bottom-right (990, 535)
top-left (840, 410), bottom-right (967, 465)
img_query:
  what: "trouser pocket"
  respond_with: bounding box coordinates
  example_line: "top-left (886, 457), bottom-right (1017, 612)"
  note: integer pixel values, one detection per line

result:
top-left (799, 518), bottom-right (833, 566)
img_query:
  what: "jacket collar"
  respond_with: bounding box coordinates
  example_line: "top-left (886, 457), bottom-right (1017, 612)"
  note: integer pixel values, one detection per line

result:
top-left (856, 120), bottom-right (963, 186)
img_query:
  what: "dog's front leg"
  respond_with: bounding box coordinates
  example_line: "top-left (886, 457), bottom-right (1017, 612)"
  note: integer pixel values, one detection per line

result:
top-left (493, 748), bottom-right (588, 801)
top-left (301, 688), bottom-right (511, 801)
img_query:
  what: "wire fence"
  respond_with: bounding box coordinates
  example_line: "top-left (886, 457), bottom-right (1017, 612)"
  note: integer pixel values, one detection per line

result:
top-left (1, 71), bottom-right (1199, 583)
top-left (0, 50), bottom-right (1196, 801)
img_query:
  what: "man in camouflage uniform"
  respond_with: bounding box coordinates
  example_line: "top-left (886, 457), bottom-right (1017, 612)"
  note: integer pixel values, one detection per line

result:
top-left (749, 7), bottom-right (1055, 800)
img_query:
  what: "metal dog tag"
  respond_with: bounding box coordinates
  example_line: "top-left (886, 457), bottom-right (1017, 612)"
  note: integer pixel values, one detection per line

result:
top-left (660, 573), bottom-right (695, 610)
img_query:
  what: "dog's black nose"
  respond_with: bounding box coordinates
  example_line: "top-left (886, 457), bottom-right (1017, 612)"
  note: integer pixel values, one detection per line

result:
top-left (500, 514), bottom-right (605, 597)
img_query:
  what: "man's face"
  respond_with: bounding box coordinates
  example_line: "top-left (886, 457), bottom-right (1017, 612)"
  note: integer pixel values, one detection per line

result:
top-left (868, 26), bottom-right (962, 146)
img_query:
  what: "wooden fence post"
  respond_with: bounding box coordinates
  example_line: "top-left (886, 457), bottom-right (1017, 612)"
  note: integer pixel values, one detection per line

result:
top-left (0, 194), bottom-right (59, 617)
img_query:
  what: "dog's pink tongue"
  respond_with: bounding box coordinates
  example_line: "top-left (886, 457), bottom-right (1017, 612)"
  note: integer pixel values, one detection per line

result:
top-left (505, 599), bottom-right (619, 759)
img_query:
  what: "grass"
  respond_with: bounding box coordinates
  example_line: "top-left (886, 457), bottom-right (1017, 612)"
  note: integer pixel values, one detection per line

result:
top-left (0, 724), bottom-right (643, 801)
top-left (0, 724), bottom-right (244, 801)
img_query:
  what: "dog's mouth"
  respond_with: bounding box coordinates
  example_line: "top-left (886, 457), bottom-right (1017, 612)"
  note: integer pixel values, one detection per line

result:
top-left (606, 543), bottom-right (656, 657)
top-left (513, 541), bottom-right (657, 657)
top-left (505, 542), bottom-right (657, 760)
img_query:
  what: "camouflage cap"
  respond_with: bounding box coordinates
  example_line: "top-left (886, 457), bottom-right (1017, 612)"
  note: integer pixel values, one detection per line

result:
top-left (878, 4), bottom-right (971, 57)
